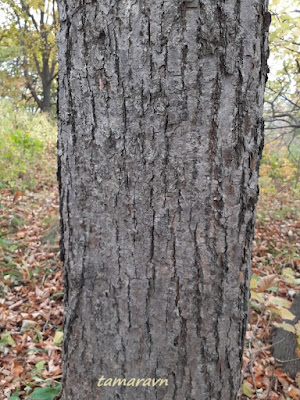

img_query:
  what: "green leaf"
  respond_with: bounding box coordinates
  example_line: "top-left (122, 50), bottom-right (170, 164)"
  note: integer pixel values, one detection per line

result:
top-left (241, 380), bottom-right (253, 398)
top-left (35, 360), bottom-right (45, 371)
top-left (25, 348), bottom-right (48, 354)
top-left (29, 385), bottom-right (61, 400)
top-left (50, 292), bottom-right (64, 300)
top-left (0, 332), bottom-right (16, 347)
top-left (32, 376), bottom-right (46, 383)
top-left (33, 328), bottom-right (43, 343)
top-left (8, 391), bottom-right (20, 400)
top-left (53, 330), bottom-right (63, 346)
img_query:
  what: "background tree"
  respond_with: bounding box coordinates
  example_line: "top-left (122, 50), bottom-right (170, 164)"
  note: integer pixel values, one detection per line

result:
top-left (0, 0), bottom-right (58, 113)
top-left (264, 0), bottom-right (300, 183)
top-left (57, 1), bottom-right (270, 399)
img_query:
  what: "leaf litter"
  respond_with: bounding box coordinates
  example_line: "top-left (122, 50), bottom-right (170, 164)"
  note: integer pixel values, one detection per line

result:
top-left (0, 184), bottom-right (299, 399)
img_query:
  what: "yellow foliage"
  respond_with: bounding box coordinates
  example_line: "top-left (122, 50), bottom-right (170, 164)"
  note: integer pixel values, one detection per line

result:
top-left (260, 143), bottom-right (298, 187)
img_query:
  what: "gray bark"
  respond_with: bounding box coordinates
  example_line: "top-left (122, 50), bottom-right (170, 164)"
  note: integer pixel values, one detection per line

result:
top-left (57, 1), bottom-right (270, 399)
top-left (40, 62), bottom-right (52, 113)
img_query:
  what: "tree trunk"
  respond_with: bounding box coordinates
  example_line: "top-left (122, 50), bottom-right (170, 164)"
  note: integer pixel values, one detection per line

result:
top-left (41, 77), bottom-right (52, 113)
top-left (39, 55), bottom-right (52, 113)
top-left (41, 82), bottom-right (52, 113)
top-left (57, 1), bottom-right (270, 399)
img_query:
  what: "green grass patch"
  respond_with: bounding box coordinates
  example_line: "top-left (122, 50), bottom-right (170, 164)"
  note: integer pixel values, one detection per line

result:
top-left (0, 100), bottom-right (57, 191)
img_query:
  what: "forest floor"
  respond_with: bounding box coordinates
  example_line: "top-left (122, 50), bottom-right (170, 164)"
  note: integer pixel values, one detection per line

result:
top-left (0, 181), bottom-right (299, 400)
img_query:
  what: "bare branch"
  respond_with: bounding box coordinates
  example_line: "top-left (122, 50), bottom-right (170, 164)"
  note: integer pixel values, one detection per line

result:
top-left (49, 71), bottom-right (58, 83)
top-left (33, 53), bottom-right (42, 77)
top-left (267, 86), bottom-right (300, 109)
top-left (19, 0), bottom-right (39, 32)
top-left (50, 59), bottom-right (58, 77)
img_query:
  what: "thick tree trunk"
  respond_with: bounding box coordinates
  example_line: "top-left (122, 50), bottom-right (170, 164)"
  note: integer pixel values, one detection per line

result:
top-left (57, 1), bottom-right (269, 399)
top-left (41, 79), bottom-right (52, 113)
top-left (41, 83), bottom-right (52, 113)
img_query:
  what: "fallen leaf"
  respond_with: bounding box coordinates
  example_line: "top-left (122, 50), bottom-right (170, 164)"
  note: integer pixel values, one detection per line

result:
top-left (287, 386), bottom-right (300, 399)
top-left (256, 274), bottom-right (278, 292)
top-left (53, 330), bottom-right (63, 347)
top-left (273, 322), bottom-right (296, 333)
top-left (241, 380), bottom-right (253, 398)
top-left (11, 361), bottom-right (24, 378)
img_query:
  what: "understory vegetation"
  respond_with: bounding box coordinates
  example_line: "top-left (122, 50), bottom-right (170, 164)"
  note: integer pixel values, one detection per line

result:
top-left (0, 100), bottom-right (57, 191)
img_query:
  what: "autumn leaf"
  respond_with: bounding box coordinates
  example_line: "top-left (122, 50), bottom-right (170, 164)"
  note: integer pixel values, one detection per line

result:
top-left (16, 231), bottom-right (26, 239)
top-left (267, 295), bottom-right (292, 309)
top-left (287, 386), bottom-right (300, 399)
top-left (279, 308), bottom-right (296, 321)
top-left (250, 276), bottom-right (258, 289)
top-left (250, 291), bottom-right (264, 303)
top-left (11, 361), bottom-right (24, 378)
top-left (13, 191), bottom-right (24, 203)
top-left (255, 274), bottom-right (278, 292)
top-left (273, 322), bottom-right (296, 334)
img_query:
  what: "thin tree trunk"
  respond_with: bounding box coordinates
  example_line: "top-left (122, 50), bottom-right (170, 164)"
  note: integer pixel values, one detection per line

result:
top-left (41, 78), bottom-right (52, 113)
top-left (57, 1), bottom-right (270, 399)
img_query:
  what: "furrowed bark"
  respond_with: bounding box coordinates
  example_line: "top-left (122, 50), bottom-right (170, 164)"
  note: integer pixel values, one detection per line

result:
top-left (57, 1), bottom-right (270, 399)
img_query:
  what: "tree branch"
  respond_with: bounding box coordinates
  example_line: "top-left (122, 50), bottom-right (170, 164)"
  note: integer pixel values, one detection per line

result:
top-left (50, 59), bottom-right (58, 77)
top-left (15, 12), bottom-right (42, 110)
top-left (20, 0), bottom-right (39, 32)
top-left (267, 86), bottom-right (300, 109)
top-left (49, 71), bottom-right (58, 83)
top-left (33, 52), bottom-right (42, 77)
